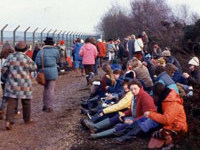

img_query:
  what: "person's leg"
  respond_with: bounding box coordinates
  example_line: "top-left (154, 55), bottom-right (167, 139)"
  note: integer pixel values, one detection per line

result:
top-left (21, 99), bottom-right (31, 123)
top-left (42, 81), bottom-right (49, 110)
top-left (90, 128), bottom-right (116, 139)
top-left (6, 98), bottom-right (17, 123)
top-left (14, 99), bottom-right (20, 114)
top-left (46, 80), bottom-right (56, 110)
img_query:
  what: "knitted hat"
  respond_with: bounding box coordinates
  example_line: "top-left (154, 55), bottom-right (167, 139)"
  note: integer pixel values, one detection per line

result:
top-left (188, 57), bottom-right (199, 66)
top-left (162, 50), bottom-right (171, 57)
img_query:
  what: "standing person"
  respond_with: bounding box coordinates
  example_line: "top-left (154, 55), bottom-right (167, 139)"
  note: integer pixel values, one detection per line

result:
top-left (96, 39), bottom-right (106, 67)
top-left (0, 42), bottom-right (15, 119)
top-left (32, 43), bottom-right (41, 62)
top-left (35, 37), bottom-right (60, 112)
top-left (79, 38), bottom-right (98, 85)
top-left (74, 38), bottom-right (84, 76)
top-left (141, 31), bottom-right (149, 53)
top-left (134, 35), bottom-right (144, 60)
top-left (90, 37), bottom-right (98, 75)
top-left (1, 41), bottom-right (37, 130)
top-left (128, 34), bottom-right (135, 60)
top-left (25, 45), bottom-right (33, 59)
top-left (58, 40), bottom-right (67, 69)
top-left (107, 39), bottom-right (115, 62)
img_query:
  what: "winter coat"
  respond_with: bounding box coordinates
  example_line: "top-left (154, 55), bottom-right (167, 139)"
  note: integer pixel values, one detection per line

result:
top-left (166, 56), bottom-right (182, 71)
top-left (35, 46), bottom-right (60, 80)
top-left (149, 89), bottom-right (188, 132)
top-left (101, 74), bottom-right (114, 93)
top-left (103, 91), bottom-right (133, 114)
top-left (74, 42), bottom-right (83, 61)
top-left (32, 49), bottom-right (40, 62)
top-left (1, 52), bottom-right (37, 99)
top-left (97, 42), bottom-right (106, 57)
top-left (156, 71), bottom-right (179, 94)
top-left (188, 67), bottom-right (200, 86)
top-left (124, 88), bottom-right (156, 118)
top-left (133, 61), bottom-right (153, 88)
top-left (79, 43), bottom-right (98, 65)
top-left (134, 38), bottom-right (144, 52)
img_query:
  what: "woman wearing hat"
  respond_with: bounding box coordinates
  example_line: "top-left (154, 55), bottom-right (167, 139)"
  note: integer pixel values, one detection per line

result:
top-left (1, 41), bottom-right (37, 130)
top-left (183, 57), bottom-right (200, 86)
top-left (35, 37), bottom-right (60, 112)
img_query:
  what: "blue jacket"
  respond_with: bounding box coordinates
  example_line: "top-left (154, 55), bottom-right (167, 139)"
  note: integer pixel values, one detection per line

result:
top-left (156, 71), bottom-right (179, 94)
top-left (35, 46), bottom-right (60, 80)
top-left (74, 42), bottom-right (83, 61)
top-left (107, 75), bottom-right (124, 98)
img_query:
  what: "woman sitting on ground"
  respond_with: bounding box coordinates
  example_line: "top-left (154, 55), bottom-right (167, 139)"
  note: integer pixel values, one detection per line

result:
top-left (144, 82), bottom-right (188, 149)
top-left (84, 79), bottom-right (157, 139)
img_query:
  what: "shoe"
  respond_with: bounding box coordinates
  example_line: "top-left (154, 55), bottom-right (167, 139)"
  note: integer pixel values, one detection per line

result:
top-left (25, 119), bottom-right (34, 124)
top-left (45, 108), bottom-right (53, 113)
top-left (0, 110), bottom-right (4, 120)
top-left (42, 106), bottom-right (47, 111)
top-left (6, 122), bottom-right (12, 130)
top-left (83, 119), bottom-right (97, 133)
top-left (80, 108), bottom-right (89, 115)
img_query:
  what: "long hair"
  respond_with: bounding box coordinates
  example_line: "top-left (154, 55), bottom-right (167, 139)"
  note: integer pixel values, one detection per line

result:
top-left (102, 63), bottom-right (116, 85)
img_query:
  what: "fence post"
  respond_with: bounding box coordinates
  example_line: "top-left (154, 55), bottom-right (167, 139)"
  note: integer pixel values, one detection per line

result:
top-left (40, 28), bottom-right (46, 45)
top-left (52, 29), bottom-right (57, 41)
top-left (58, 30), bottom-right (62, 42)
top-left (1, 24), bottom-right (8, 44)
top-left (47, 29), bottom-right (52, 37)
top-left (33, 27), bottom-right (39, 48)
top-left (24, 26), bottom-right (30, 44)
top-left (62, 31), bottom-right (66, 40)
top-left (13, 25), bottom-right (20, 47)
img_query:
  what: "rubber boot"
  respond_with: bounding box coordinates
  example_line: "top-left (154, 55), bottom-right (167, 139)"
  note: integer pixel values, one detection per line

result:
top-left (84, 118), bottom-right (110, 133)
top-left (90, 128), bottom-right (116, 139)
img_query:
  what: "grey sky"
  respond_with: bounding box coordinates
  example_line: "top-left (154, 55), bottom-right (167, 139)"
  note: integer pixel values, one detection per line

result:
top-left (0, 0), bottom-right (199, 34)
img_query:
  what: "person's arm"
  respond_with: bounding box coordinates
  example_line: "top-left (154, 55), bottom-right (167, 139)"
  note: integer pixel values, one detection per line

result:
top-left (79, 47), bottom-right (83, 57)
top-left (103, 92), bottom-right (133, 114)
top-left (148, 102), bottom-right (178, 125)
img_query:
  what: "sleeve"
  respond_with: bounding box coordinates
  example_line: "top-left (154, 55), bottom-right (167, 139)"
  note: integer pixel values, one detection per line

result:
top-left (1, 59), bottom-right (9, 75)
top-left (28, 58), bottom-right (37, 71)
top-left (56, 50), bottom-right (60, 63)
top-left (79, 47), bottom-right (83, 57)
top-left (103, 92), bottom-right (133, 114)
top-left (35, 51), bottom-right (41, 67)
top-left (149, 102), bottom-right (178, 125)
top-left (94, 47), bottom-right (98, 58)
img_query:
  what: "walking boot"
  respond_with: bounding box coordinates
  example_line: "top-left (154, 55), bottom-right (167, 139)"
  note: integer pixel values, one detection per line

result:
top-left (84, 118), bottom-right (111, 133)
top-left (0, 110), bottom-right (4, 120)
top-left (89, 128), bottom-right (116, 140)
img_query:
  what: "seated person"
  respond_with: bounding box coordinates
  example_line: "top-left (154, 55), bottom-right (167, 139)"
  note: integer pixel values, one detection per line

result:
top-left (84, 79), bottom-right (157, 139)
top-left (154, 65), bottom-right (179, 94)
top-left (144, 82), bottom-right (188, 149)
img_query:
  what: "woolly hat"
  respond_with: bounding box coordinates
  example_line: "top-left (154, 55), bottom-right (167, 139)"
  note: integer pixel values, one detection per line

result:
top-left (188, 57), bottom-right (199, 66)
top-left (97, 39), bottom-right (102, 42)
top-left (162, 50), bottom-right (171, 57)
top-left (59, 40), bottom-right (64, 45)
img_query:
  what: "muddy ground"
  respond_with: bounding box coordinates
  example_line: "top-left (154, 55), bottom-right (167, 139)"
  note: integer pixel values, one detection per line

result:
top-left (0, 69), bottom-right (199, 150)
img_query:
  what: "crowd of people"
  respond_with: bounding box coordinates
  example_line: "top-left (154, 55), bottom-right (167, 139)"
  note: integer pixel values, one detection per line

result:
top-left (79, 32), bottom-right (200, 149)
top-left (0, 32), bottom-right (199, 149)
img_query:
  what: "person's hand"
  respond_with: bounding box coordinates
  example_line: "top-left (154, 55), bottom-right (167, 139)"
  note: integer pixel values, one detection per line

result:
top-left (99, 112), bottom-right (104, 117)
top-left (144, 111), bottom-right (150, 118)
top-left (107, 93), bottom-right (113, 100)
top-left (119, 113), bottom-right (125, 122)
top-left (105, 86), bottom-right (109, 90)
top-left (183, 73), bottom-right (190, 79)
top-left (124, 119), bottom-right (133, 124)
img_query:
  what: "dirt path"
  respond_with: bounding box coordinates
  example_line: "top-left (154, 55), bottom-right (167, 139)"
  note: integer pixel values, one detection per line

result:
top-left (0, 71), bottom-right (91, 150)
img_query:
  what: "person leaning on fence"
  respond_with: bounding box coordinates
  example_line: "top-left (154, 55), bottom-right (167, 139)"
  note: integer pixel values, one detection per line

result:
top-left (35, 37), bottom-right (60, 113)
top-left (0, 42), bottom-right (15, 119)
top-left (79, 38), bottom-right (98, 85)
top-left (1, 41), bottom-right (37, 130)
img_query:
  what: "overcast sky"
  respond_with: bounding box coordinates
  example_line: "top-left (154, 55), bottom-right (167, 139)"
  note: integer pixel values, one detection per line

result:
top-left (0, 0), bottom-right (199, 34)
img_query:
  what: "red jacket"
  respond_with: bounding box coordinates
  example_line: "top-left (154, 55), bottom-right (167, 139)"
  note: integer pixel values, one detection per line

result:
top-left (97, 42), bottom-right (106, 57)
top-left (124, 88), bottom-right (156, 118)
